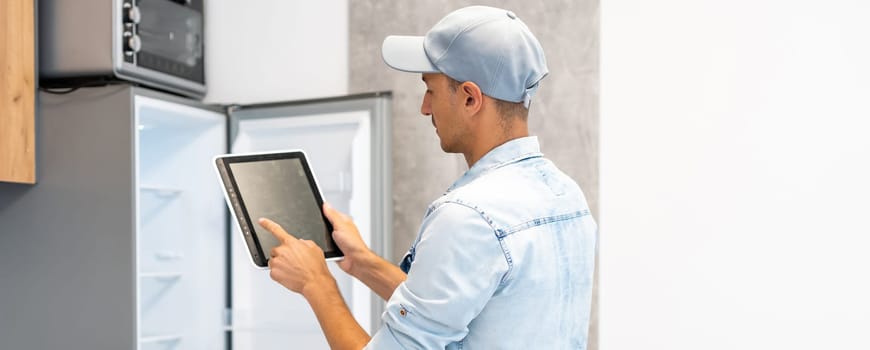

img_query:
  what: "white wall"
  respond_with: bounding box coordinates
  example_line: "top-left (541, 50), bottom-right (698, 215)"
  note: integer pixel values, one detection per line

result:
top-left (601, 1), bottom-right (870, 349)
top-left (204, 0), bottom-right (348, 104)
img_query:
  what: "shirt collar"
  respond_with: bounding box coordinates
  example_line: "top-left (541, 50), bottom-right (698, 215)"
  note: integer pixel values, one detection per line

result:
top-left (446, 136), bottom-right (543, 193)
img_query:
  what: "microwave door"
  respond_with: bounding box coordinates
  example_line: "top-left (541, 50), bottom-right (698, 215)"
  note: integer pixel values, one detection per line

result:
top-left (135, 25), bottom-right (203, 73)
top-left (136, 0), bottom-right (203, 72)
top-left (115, 0), bottom-right (206, 97)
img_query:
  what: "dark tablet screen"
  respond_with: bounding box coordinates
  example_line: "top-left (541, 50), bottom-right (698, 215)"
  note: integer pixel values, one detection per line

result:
top-left (216, 151), bottom-right (341, 267)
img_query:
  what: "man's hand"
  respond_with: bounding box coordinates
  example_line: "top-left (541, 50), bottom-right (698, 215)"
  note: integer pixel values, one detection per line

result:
top-left (322, 203), bottom-right (374, 277)
top-left (260, 216), bottom-right (372, 350)
top-left (259, 218), bottom-right (334, 296)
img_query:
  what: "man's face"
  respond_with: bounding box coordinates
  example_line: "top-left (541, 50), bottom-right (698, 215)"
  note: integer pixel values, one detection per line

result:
top-left (421, 73), bottom-right (468, 153)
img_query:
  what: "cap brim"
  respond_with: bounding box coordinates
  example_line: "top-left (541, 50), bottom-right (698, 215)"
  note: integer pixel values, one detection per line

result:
top-left (382, 35), bottom-right (439, 73)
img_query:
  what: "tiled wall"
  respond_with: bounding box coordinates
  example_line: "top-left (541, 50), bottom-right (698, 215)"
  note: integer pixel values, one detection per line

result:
top-left (349, 1), bottom-right (599, 348)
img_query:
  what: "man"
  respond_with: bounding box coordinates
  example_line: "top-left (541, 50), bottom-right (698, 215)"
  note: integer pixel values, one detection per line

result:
top-left (259, 5), bottom-right (597, 349)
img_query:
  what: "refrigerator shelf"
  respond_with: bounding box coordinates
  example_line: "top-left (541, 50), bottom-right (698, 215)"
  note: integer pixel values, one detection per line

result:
top-left (139, 272), bottom-right (183, 281)
top-left (137, 124), bottom-right (157, 132)
top-left (139, 334), bottom-right (183, 344)
top-left (139, 185), bottom-right (184, 198)
top-left (154, 251), bottom-right (185, 261)
top-left (222, 325), bottom-right (321, 333)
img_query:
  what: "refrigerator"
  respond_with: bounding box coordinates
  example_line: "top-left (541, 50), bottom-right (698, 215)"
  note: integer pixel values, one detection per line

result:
top-left (0, 85), bottom-right (392, 350)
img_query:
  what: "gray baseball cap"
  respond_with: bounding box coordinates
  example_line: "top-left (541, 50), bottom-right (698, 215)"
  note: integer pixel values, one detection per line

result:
top-left (382, 6), bottom-right (548, 109)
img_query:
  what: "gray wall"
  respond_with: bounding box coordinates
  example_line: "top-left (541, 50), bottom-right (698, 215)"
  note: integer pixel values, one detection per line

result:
top-left (349, 1), bottom-right (598, 348)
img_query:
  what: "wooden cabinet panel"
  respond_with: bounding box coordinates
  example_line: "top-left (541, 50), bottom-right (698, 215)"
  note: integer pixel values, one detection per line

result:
top-left (1, 0), bottom-right (36, 184)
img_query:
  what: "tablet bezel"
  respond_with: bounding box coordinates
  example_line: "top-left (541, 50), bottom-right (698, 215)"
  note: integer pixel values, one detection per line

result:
top-left (214, 150), bottom-right (343, 268)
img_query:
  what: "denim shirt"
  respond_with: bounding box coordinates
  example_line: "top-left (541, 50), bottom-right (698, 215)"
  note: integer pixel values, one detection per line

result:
top-left (366, 136), bottom-right (598, 350)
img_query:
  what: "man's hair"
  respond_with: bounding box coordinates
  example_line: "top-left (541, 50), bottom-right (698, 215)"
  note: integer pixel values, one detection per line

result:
top-left (446, 76), bottom-right (529, 125)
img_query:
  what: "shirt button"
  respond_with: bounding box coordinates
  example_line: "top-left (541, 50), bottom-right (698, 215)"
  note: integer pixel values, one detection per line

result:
top-left (399, 308), bottom-right (407, 317)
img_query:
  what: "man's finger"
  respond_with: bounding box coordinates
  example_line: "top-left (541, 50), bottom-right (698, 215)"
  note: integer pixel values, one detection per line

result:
top-left (259, 218), bottom-right (297, 242)
top-left (322, 202), bottom-right (340, 224)
top-left (323, 202), bottom-right (350, 224)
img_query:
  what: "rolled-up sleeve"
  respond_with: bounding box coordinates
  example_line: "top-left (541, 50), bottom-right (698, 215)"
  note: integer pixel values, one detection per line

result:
top-left (365, 202), bottom-right (509, 349)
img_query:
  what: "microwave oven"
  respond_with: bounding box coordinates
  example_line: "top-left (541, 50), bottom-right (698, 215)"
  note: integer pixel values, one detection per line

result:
top-left (39, 0), bottom-right (206, 98)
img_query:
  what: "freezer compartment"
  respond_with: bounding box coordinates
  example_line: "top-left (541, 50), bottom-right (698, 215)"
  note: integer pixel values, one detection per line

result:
top-left (135, 95), bottom-right (227, 349)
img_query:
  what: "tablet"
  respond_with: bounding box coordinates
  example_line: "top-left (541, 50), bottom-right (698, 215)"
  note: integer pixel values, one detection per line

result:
top-left (214, 150), bottom-right (342, 268)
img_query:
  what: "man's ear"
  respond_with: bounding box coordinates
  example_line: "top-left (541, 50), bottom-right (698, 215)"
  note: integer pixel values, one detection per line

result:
top-left (461, 82), bottom-right (484, 113)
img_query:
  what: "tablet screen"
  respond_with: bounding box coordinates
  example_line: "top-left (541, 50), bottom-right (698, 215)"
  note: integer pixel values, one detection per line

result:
top-left (215, 151), bottom-right (340, 267)
top-left (230, 158), bottom-right (335, 254)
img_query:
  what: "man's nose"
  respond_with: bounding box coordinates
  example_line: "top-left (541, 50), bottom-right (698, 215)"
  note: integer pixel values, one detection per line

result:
top-left (420, 94), bottom-right (432, 116)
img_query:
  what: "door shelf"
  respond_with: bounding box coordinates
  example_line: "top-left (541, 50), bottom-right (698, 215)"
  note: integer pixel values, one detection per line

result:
top-left (138, 184), bottom-right (185, 229)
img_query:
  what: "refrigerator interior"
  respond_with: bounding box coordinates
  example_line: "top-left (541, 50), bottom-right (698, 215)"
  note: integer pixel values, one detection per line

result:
top-left (229, 110), bottom-right (374, 350)
top-left (0, 87), bottom-right (388, 350)
top-left (135, 95), bottom-right (228, 350)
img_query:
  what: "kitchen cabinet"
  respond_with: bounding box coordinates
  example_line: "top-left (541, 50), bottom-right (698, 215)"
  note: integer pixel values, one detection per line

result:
top-left (0, 0), bottom-right (36, 184)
